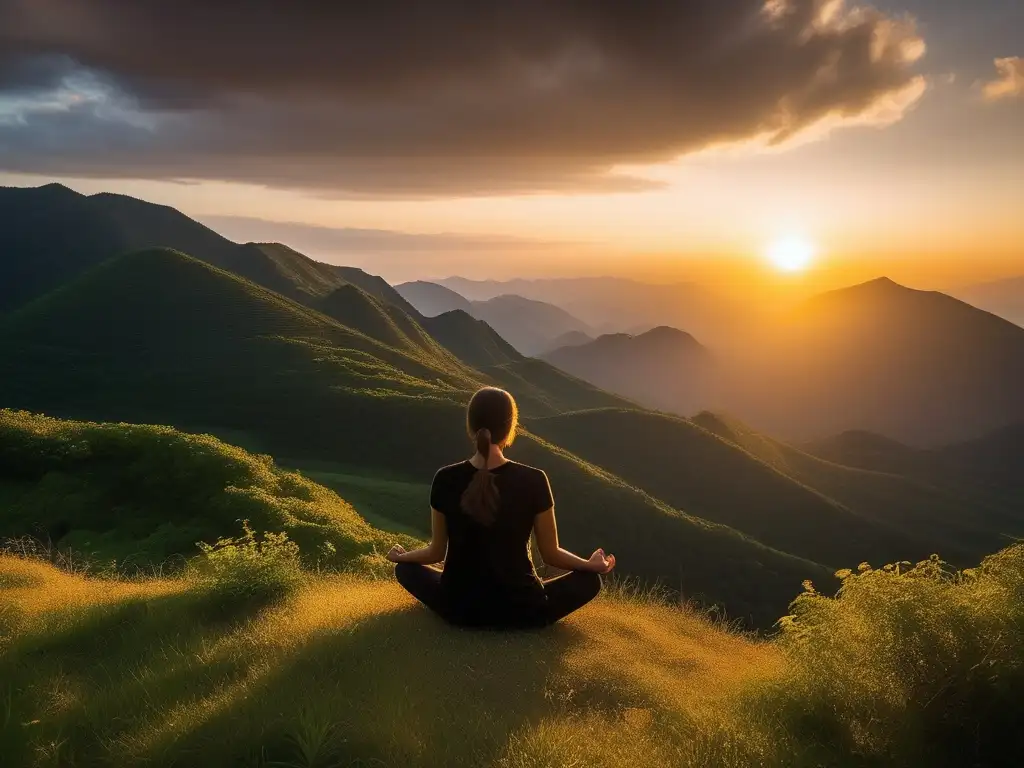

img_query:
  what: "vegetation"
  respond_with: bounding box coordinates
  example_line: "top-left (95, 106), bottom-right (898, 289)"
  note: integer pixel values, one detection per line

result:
top-left (0, 409), bottom-right (411, 569)
top-left (2, 543), bottom-right (1021, 767)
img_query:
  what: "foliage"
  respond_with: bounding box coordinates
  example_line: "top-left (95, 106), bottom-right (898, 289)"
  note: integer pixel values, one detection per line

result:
top-left (765, 545), bottom-right (1024, 765)
top-left (2, 543), bottom-right (1021, 767)
top-left (187, 521), bottom-right (304, 607)
top-left (0, 409), bottom-right (415, 571)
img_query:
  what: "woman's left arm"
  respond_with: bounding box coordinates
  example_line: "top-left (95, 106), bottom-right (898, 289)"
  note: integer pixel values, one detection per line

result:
top-left (386, 509), bottom-right (448, 565)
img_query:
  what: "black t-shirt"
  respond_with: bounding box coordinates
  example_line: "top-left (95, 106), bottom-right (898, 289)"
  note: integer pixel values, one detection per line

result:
top-left (430, 460), bottom-right (553, 605)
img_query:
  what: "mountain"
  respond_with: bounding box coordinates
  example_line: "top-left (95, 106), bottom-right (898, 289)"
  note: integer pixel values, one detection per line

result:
top-left (438, 275), bottom-right (746, 347)
top-left (395, 280), bottom-right (473, 316)
top-left (0, 183), bottom-right (559, 375)
top-left (0, 248), bottom-right (823, 624)
top-left (0, 409), bottom-right (406, 565)
top-left (725, 278), bottom-right (1024, 446)
top-left (420, 310), bottom-right (522, 368)
top-left (0, 248), bottom-right (479, 475)
top-left (692, 412), bottom-right (1022, 563)
top-left (533, 408), bottom-right (1024, 569)
top-left (951, 275), bottom-right (1024, 327)
top-left (805, 423), bottom-right (1024, 498)
top-left (542, 326), bottom-right (715, 415)
top-left (542, 330), bottom-right (592, 353)
top-left (0, 185), bottom-right (466, 364)
top-left (469, 294), bottom-right (594, 356)
top-left (398, 282), bottom-right (595, 356)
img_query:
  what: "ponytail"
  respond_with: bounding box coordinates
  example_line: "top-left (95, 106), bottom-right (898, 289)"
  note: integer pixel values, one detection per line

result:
top-left (461, 428), bottom-right (500, 525)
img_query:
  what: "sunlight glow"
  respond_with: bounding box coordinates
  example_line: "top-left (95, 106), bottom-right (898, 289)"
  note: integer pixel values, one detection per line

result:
top-left (767, 236), bottom-right (816, 273)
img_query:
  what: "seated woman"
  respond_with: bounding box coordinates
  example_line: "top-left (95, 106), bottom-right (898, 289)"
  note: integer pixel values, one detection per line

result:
top-left (387, 386), bottom-right (615, 629)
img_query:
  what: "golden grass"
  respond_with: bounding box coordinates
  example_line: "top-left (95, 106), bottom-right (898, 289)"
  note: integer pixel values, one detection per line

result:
top-left (1, 556), bottom-right (785, 767)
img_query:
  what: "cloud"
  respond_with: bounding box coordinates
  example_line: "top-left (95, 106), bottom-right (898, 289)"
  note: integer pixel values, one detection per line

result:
top-left (0, 0), bottom-right (927, 197)
top-left (983, 57), bottom-right (1024, 102)
top-left (200, 216), bottom-right (571, 254)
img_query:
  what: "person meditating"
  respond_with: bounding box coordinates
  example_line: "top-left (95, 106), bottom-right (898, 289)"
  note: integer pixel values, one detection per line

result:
top-left (388, 386), bottom-right (615, 628)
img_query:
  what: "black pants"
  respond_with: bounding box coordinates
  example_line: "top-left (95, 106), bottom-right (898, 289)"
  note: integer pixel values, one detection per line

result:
top-left (395, 563), bottom-right (602, 629)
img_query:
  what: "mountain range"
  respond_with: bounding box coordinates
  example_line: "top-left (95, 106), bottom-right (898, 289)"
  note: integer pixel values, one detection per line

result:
top-left (437, 274), bottom-right (747, 347)
top-left (2, 182), bottom-right (1022, 626)
top-left (396, 280), bottom-right (594, 355)
top-left (536, 276), bottom-right (1024, 446)
top-left (542, 326), bottom-right (714, 415)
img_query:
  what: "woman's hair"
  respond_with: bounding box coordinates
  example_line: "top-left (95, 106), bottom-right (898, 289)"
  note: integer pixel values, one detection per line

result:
top-left (460, 387), bottom-right (518, 525)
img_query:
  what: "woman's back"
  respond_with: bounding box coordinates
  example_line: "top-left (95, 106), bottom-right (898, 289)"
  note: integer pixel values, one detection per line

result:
top-left (430, 460), bottom-right (552, 599)
top-left (387, 386), bottom-right (613, 629)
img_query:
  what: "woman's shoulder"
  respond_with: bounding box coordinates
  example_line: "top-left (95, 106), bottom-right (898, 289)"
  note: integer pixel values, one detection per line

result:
top-left (432, 460), bottom-right (474, 481)
top-left (501, 461), bottom-right (549, 482)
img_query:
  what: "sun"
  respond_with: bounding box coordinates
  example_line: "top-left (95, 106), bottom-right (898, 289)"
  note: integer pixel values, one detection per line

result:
top-left (767, 236), bottom-right (816, 273)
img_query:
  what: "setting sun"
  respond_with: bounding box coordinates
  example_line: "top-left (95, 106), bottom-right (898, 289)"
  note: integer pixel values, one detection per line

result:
top-left (767, 237), bottom-right (816, 273)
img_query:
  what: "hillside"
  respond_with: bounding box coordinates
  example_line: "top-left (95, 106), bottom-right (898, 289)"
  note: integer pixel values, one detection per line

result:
top-left (0, 184), bottom-right (461, 364)
top-left (0, 269), bottom-right (819, 623)
top-left (420, 309), bottom-right (522, 368)
top-left (692, 412), bottom-right (1023, 563)
top-left (3, 542), bottom-right (1022, 767)
top-left (726, 278), bottom-right (1024, 445)
top-left (542, 326), bottom-right (715, 416)
top-left (0, 183), bottom-right (610, 385)
top-left (530, 409), bottom-right (953, 568)
top-left (0, 409), bottom-right (409, 566)
top-left (0, 248), bottom-right (478, 475)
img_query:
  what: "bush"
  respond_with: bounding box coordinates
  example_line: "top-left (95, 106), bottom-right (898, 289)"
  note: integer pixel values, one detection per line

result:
top-left (763, 545), bottom-right (1024, 766)
top-left (187, 521), bottom-right (304, 607)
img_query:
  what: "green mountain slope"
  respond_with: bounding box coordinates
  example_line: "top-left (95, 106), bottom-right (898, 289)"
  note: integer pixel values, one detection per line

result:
top-left (0, 183), bottom-right (611, 396)
top-left (0, 248), bottom-right (476, 475)
top-left (529, 409), bottom-right (933, 568)
top-left (0, 260), bottom-right (819, 623)
top-left (0, 409), bottom-right (408, 566)
top-left (422, 309), bottom-right (524, 368)
top-left (0, 185), bottom-right (449, 362)
top-left (692, 412), bottom-right (1023, 563)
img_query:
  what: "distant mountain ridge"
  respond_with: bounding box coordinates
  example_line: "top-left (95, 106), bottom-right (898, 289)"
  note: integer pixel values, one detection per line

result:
top-left (397, 281), bottom-right (594, 355)
top-left (437, 274), bottom-right (746, 346)
top-left (542, 326), bottom-right (715, 415)
top-left (725, 277), bottom-right (1024, 445)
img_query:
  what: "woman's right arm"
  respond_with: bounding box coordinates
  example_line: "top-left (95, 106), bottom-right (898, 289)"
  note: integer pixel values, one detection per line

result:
top-left (533, 508), bottom-right (615, 574)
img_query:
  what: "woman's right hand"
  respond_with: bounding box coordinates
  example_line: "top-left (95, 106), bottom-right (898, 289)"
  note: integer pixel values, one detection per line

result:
top-left (586, 548), bottom-right (616, 574)
top-left (386, 545), bottom-right (407, 563)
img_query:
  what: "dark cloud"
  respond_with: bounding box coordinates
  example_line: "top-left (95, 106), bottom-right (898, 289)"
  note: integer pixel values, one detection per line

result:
top-left (0, 0), bottom-right (926, 196)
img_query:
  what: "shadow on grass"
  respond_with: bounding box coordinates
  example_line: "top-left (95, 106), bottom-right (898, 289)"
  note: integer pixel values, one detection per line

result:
top-left (3, 588), bottom-right (618, 768)
top-left (171, 605), bottom-right (595, 767)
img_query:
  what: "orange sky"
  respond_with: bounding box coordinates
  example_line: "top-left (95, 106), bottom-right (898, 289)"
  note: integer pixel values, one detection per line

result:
top-left (1, 2), bottom-right (1021, 295)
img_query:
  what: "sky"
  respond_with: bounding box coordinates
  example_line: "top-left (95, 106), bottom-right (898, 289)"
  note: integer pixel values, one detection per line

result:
top-left (0, 0), bottom-right (1021, 292)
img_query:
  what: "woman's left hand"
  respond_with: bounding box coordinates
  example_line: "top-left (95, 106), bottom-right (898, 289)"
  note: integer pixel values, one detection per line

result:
top-left (386, 545), bottom-right (407, 563)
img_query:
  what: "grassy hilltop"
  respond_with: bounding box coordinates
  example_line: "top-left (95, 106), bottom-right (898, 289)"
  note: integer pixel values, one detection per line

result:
top-left (2, 411), bottom-right (1023, 766)
top-left (3, 531), bottom-right (1023, 766)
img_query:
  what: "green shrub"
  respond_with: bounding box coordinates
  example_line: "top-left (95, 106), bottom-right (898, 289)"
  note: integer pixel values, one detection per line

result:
top-left (764, 545), bottom-right (1024, 765)
top-left (187, 521), bottom-right (304, 607)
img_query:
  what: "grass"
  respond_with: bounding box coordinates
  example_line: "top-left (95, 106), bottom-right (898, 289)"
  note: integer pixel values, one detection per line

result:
top-left (3, 543), bottom-right (1022, 767)
top-left (0, 409), bottom-right (415, 570)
